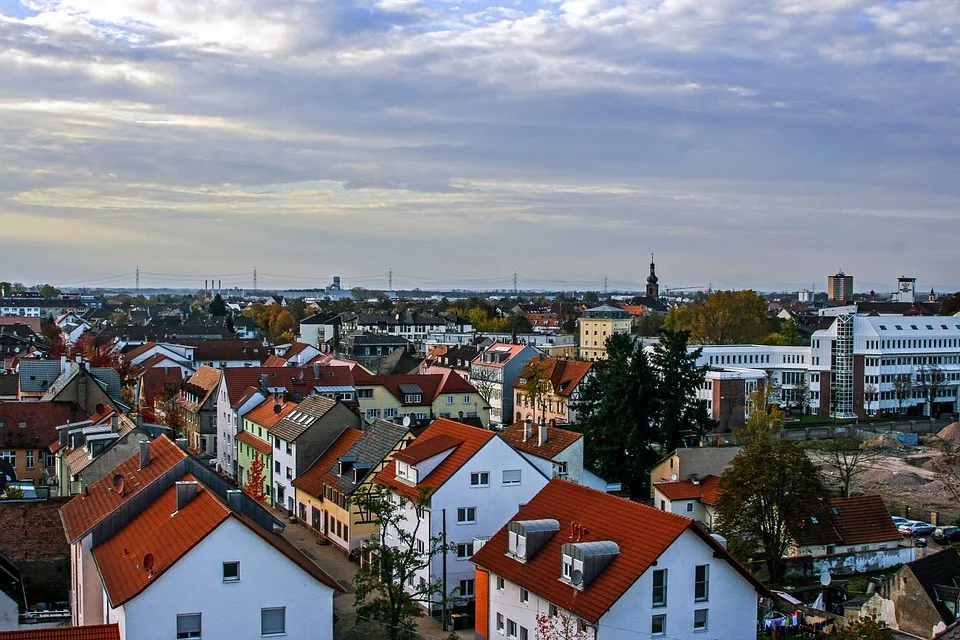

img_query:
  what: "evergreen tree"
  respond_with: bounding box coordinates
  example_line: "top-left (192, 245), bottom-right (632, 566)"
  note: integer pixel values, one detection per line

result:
top-left (574, 333), bottom-right (660, 499)
top-left (649, 328), bottom-right (711, 450)
top-left (209, 293), bottom-right (227, 316)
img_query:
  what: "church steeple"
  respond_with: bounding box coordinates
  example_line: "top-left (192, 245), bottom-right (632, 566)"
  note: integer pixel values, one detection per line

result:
top-left (646, 253), bottom-right (659, 299)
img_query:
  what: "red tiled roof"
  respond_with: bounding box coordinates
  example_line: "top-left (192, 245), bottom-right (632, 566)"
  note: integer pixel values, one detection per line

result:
top-left (500, 421), bottom-right (582, 461)
top-left (0, 498), bottom-right (71, 562)
top-left (373, 419), bottom-right (493, 500)
top-left (91, 472), bottom-right (342, 607)
top-left (393, 434), bottom-right (464, 464)
top-left (263, 355), bottom-right (288, 367)
top-left (60, 436), bottom-right (187, 542)
top-left (177, 365), bottom-right (221, 412)
top-left (653, 475), bottom-right (721, 505)
top-left (512, 357), bottom-right (593, 397)
top-left (220, 366), bottom-right (355, 408)
top-left (123, 342), bottom-right (158, 362)
top-left (0, 401), bottom-right (87, 449)
top-left (0, 624), bottom-right (120, 640)
top-left (0, 317), bottom-right (41, 334)
top-left (830, 495), bottom-right (901, 545)
top-left (471, 479), bottom-right (769, 624)
top-left (291, 428), bottom-right (363, 497)
top-left (179, 339), bottom-right (268, 363)
top-left (236, 430), bottom-right (272, 455)
top-left (244, 394), bottom-right (297, 429)
top-left (284, 342), bottom-right (311, 358)
top-left (470, 343), bottom-right (528, 368)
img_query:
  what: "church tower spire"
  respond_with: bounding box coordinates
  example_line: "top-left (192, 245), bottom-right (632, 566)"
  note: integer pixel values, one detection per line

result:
top-left (646, 253), bottom-right (659, 299)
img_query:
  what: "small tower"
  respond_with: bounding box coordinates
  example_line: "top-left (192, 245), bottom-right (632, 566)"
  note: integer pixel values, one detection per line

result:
top-left (929, 288), bottom-right (937, 303)
top-left (646, 254), bottom-right (659, 299)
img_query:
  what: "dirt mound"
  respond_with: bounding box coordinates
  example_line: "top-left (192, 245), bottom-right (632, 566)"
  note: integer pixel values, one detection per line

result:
top-left (864, 435), bottom-right (908, 452)
top-left (937, 422), bottom-right (960, 447)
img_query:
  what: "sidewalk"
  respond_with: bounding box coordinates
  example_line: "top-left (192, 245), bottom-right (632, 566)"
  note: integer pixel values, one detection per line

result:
top-left (277, 519), bottom-right (473, 639)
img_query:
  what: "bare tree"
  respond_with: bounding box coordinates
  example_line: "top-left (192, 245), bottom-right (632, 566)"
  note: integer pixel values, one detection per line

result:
top-left (892, 374), bottom-right (913, 417)
top-left (809, 435), bottom-right (880, 498)
top-left (863, 384), bottom-right (878, 417)
top-left (795, 378), bottom-right (812, 424)
top-left (931, 443), bottom-right (960, 506)
top-left (518, 357), bottom-right (553, 424)
top-left (469, 363), bottom-right (499, 407)
top-left (915, 363), bottom-right (948, 426)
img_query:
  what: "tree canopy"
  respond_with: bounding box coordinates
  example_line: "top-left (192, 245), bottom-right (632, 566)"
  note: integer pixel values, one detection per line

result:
top-left (649, 328), bottom-right (711, 450)
top-left (663, 290), bottom-right (772, 344)
top-left (716, 438), bottom-right (831, 583)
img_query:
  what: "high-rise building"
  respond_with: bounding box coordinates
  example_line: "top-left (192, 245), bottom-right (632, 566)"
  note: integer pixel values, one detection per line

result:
top-left (827, 272), bottom-right (854, 302)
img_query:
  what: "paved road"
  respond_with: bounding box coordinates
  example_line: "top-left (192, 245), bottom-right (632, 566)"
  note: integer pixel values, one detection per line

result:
top-left (277, 518), bottom-right (473, 639)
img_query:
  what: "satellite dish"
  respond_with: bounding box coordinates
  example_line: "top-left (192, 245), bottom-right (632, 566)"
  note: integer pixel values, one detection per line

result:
top-left (143, 553), bottom-right (155, 574)
top-left (112, 473), bottom-right (125, 496)
top-left (402, 416), bottom-right (412, 428)
top-left (95, 403), bottom-right (105, 415)
top-left (571, 569), bottom-right (584, 586)
top-left (515, 541), bottom-right (526, 558)
top-left (670, 474), bottom-right (678, 481)
top-left (273, 404), bottom-right (282, 415)
top-left (819, 571), bottom-right (832, 587)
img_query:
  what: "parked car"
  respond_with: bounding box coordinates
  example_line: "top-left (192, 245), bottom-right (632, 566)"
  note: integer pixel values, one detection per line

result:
top-left (899, 521), bottom-right (936, 536)
top-left (892, 516), bottom-right (909, 527)
top-left (933, 526), bottom-right (960, 544)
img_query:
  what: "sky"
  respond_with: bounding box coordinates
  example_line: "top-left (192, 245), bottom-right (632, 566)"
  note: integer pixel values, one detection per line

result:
top-left (0, 0), bottom-right (958, 294)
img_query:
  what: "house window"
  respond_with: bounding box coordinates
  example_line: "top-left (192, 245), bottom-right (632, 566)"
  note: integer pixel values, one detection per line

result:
top-left (285, 443), bottom-right (292, 455)
top-left (459, 579), bottom-right (475, 597)
top-left (367, 408), bottom-right (380, 419)
top-left (497, 613), bottom-right (505, 633)
top-left (261, 607), bottom-right (286, 636)
top-left (507, 619), bottom-right (517, 638)
top-left (554, 461), bottom-right (568, 477)
top-left (446, 395), bottom-right (455, 405)
top-left (0, 451), bottom-right (15, 467)
top-left (463, 395), bottom-right (472, 404)
top-left (562, 556), bottom-right (572, 579)
top-left (497, 576), bottom-right (505, 591)
top-left (652, 569), bottom-right (667, 607)
top-left (695, 565), bottom-right (709, 601)
top-left (652, 614), bottom-right (666, 636)
top-left (418, 540), bottom-right (425, 553)
top-left (519, 588), bottom-right (529, 603)
top-left (404, 394), bottom-right (422, 404)
top-left (686, 502), bottom-right (693, 513)
top-left (286, 467), bottom-right (292, 480)
top-left (274, 461), bottom-right (280, 474)
top-left (384, 408), bottom-right (397, 418)
top-left (25, 450), bottom-right (34, 469)
top-left (457, 507), bottom-right (476, 523)
top-left (222, 561), bottom-right (240, 582)
top-left (549, 603), bottom-right (558, 617)
top-left (470, 472), bottom-right (489, 487)
top-left (694, 608), bottom-right (708, 630)
top-left (519, 627), bottom-right (528, 640)
top-left (502, 469), bottom-right (521, 485)
top-left (457, 543), bottom-right (474, 559)
top-left (176, 613), bottom-right (201, 639)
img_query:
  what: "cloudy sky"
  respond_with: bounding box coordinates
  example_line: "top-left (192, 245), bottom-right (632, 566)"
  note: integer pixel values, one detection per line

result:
top-left (0, 0), bottom-right (957, 293)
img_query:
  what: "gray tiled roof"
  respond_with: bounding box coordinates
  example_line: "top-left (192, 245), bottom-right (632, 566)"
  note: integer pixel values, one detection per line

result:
top-left (18, 361), bottom-right (63, 393)
top-left (330, 419), bottom-right (410, 494)
top-left (271, 394), bottom-right (337, 442)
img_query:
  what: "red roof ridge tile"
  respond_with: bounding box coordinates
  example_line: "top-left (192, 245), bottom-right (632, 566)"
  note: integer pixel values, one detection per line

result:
top-left (0, 624), bottom-right (121, 640)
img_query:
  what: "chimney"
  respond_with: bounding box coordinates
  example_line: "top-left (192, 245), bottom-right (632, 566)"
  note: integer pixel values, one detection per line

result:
top-left (175, 481), bottom-right (198, 512)
top-left (538, 418), bottom-right (548, 446)
top-left (60, 355), bottom-right (67, 373)
top-left (110, 415), bottom-right (119, 433)
top-left (313, 363), bottom-right (320, 379)
top-left (260, 374), bottom-right (268, 395)
top-left (226, 489), bottom-right (243, 512)
top-left (75, 354), bottom-right (82, 364)
top-left (58, 425), bottom-right (68, 446)
top-left (524, 418), bottom-right (533, 441)
top-left (139, 440), bottom-right (151, 469)
top-left (175, 437), bottom-right (188, 451)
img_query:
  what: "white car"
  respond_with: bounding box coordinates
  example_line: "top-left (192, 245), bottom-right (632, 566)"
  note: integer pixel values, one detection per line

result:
top-left (898, 521), bottom-right (935, 536)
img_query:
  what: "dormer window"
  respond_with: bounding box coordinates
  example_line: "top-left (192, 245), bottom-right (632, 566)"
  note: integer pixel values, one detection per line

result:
top-left (507, 519), bottom-right (559, 562)
top-left (560, 540), bottom-right (620, 590)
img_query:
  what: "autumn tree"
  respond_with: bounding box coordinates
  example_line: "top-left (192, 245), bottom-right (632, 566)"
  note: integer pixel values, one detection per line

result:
top-left (518, 357), bottom-right (554, 423)
top-left (574, 333), bottom-right (660, 498)
top-left (352, 486), bottom-right (453, 640)
top-left (39, 284), bottom-right (60, 298)
top-left (715, 438), bottom-right (831, 583)
top-left (825, 617), bottom-right (892, 639)
top-left (808, 436), bottom-right (880, 498)
top-left (536, 611), bottom-right (592, 640)
top-left (649, 328), bottom-right (711, 450)
top-left (930, 443), bottom-right (960, 507)
top-left (244, 453), bottom-right (270, 504)
top-left (735, 382), bottom-right (786, 446)
top-left (940, 292), bottom-right (960, 316)
top-left (664, 290), bottom-right (771, 345)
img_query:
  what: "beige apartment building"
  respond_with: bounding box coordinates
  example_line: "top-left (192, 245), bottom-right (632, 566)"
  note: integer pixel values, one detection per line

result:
top-left (578, 305), bottom-right (633, 360)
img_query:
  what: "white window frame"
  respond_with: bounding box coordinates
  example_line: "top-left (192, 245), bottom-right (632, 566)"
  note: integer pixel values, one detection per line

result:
top-left (502, 469), bottom-right (521, 485)
top-left (693, 608), bottom-right (708, 631)
top-left (457, 507), bottom-right (476, 524)
top-left (470, 471), bottom-right (490, 487)
top-left (176, 613), bottom-right (201, 639)
top-left (222, 561), bottom-right (240, 583)
top-left (459, 578), bottom-right (475, 597)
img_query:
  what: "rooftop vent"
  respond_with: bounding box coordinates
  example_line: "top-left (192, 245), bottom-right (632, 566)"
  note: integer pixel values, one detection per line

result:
top-left (508, 519), bottom-right (560, 563)
top-left (139, 440), bottom-right (151, 469)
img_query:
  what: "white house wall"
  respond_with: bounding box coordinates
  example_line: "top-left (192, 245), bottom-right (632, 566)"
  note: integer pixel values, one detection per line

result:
top-left (602, 528), bottom-right (758, 640)
top-left (108, 517), bottom-right (335, 640)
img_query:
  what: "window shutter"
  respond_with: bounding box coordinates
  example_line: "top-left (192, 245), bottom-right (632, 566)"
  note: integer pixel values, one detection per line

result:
top-left (502, 469), bottom-right (521, 484)
top-left (261, 607), bottom-right (286, 635)
top-left (176, 614), bottom-right (201, 636)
